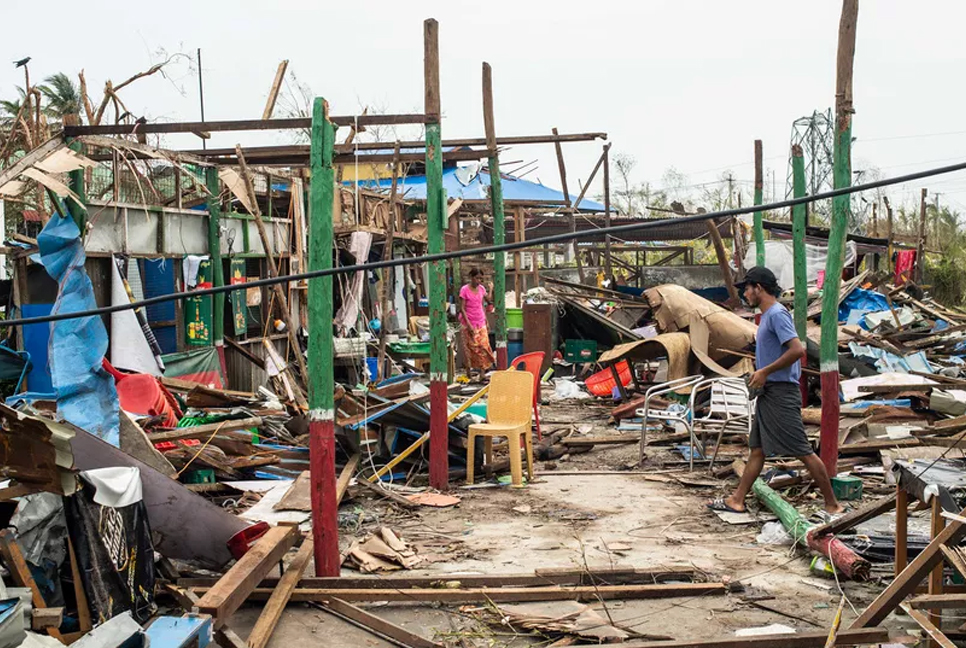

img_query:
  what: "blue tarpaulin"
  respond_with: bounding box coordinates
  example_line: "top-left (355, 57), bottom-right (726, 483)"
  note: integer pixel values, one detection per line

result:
top-left (36, 212), bottom-right (120, 445)
top-left (350, 166), bottom-right (607, 211)
top-left (838, 288), bottom-right (890, 326)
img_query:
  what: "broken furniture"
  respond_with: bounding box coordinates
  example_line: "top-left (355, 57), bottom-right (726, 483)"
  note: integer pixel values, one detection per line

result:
top-left (509, 351), bottom-right (545, 440)
top-left (690, 377), bottom-right (753, 473)
top-left (466, 370), bottom-right (534, 487)
top-left (637, 375), bottom-right (703, 468)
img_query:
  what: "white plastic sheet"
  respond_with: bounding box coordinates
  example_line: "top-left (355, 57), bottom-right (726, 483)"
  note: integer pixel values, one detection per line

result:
top-left (744, 239), bottom-right (856, 290)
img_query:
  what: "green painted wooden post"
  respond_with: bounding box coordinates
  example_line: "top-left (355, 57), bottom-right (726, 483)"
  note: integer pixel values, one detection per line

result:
top-left (67, 140), bottom-right (87, 231)
top-left (820, 0), bottom-right (859, 477)
top-left (483, 62), bottom-right (507, 370)
top-left (754, 139), bottom-right (765, 266)
top-left (205, 168), bottom-right (226, 376)
top-left (308, 96), bottom-right (340, 575)
top-left (791, 144), bottom-right (808, 407)
top-left (425, 19), bottom-right (449, 490)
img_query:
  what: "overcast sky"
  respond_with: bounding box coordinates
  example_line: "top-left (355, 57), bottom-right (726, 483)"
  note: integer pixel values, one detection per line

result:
top-left (4, 0), bottom-right (966, 214)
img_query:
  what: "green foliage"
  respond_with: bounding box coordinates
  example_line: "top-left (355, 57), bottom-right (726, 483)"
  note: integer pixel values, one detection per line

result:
top-left (39, 73), bottom-right (80, 120)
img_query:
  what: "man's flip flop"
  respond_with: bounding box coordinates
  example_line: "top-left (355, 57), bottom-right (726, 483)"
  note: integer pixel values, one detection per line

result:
top-left (706, 498), bottom-right (745, 514)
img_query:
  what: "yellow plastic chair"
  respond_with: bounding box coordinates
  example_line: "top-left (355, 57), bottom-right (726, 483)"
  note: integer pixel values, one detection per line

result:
top-left (466, 370), bottom-right (535, 488)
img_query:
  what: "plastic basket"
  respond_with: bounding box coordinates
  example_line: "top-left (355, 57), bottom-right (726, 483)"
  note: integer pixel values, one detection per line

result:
top-left (585, 360), bottom-right (632, 397)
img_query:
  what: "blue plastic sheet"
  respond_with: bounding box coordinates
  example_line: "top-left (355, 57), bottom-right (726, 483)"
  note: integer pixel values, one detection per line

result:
top-left (838, 288), bottom-right (890, 327)
top-left (37, 212), bottom-right (120, 445)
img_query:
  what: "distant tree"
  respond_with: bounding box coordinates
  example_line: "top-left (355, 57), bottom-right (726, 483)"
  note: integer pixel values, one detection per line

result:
top-left (39, 73), bottom-right (81, 125)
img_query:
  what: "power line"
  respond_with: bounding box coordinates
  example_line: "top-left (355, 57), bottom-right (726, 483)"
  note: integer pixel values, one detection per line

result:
top-left (8, 156), bottom-right (966, 330)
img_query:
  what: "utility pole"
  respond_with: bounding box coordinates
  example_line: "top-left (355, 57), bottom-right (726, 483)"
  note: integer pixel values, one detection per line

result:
top-left (603, 144), bottom-right (613, 281)
top-left (727, 173), bottom-right (734, 210)
top-left (308, 97), bottom-right (339, 576)
top-left (424, 19), bottom-right (449, 491)
top-left (791, 145), bottom-right (808, 408)
top-left (205, 168), bottom-right (226, 379)
top-left (482, 63), bottom-right (507, 370)
top-left (754, 140), bottom-right (765, 266)
top-left (916, 188), bottom-right (927, 284)
top-left (819, 0), bottom-right (858, 477)
top-left (884, 196), bottom-right (894, 275)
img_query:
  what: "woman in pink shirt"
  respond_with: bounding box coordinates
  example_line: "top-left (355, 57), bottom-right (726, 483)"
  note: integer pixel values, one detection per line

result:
top-left (459, 268), bottom-right (495, 382)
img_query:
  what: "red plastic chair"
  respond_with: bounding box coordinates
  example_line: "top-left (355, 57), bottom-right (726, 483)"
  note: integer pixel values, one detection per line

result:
top-left (509, 351), bottom-right (545, 441)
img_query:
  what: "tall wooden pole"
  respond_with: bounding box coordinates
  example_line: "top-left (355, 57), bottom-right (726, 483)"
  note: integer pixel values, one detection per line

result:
top-left (205, 168), bottom-right (227, 379)
top-left (603, 143), bottom-right (613, 280)
top-left (819, 0), bottom-right (859, 477)
top-left (308, 97), bottom-right (339, 576)
top-left (916, 188), bottom-right (928, 284)
top-left (483, 62), bottom-right (508, 370)
top-left (424, 18), bottom-right (449, 490)
top-left (552, 127), bottom-right (584, 282)
top-left (706, 219), bottom-right (738, 304)
top-left (884, 196), bottom-right (894, 275)
top-left (791, 144), bottom-right (809, 407)
top-left (754, 140), bottom-right (765, 266)
top-left (376, 144), bottom-right (401, 381)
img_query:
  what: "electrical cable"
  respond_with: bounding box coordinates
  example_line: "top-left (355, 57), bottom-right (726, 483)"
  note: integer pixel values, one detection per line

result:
top-left (8, 156), bottom-right (966, 330)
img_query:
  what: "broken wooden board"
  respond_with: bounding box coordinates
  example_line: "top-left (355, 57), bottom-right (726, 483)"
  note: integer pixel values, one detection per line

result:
top-left (901, 603), bottom-right (956, 648)
top-left (0, 530), bottom-right (64, 641)
top-left (195, 524), bottom-right (299, 624)
top-left (314, 597), bottom-right (443, 648)
top-left (190, 582), bottom-right (729, 604)
top-left (179, 566), bottom-right (701, 590)
top-left (560, 434), bottom-right (639, 447)
top-left (809, 493), bottom-right (897, 538)
top-left (247, 538), bottom-right (313, 648)
top-left (616, 627), bottom-right (889, 648)
top-left (119, 411), bottom-right (176, 476)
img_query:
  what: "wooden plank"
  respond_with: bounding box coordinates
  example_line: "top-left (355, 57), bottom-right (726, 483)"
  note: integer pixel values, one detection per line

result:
top-left (941, 545), bottom-right (966, 581)
top-left (896, 486), bottom-right (909, 578)
top-left (275, 455), bottom-right (359, 512)
top-left (809, 493), bottom-right (896, 537)
top-left (909, 594), bottom-right (966, 610)
top-left (64, 115), bottom-right (428, 137)
top-left (560, 435), bottom-right (639, 447)
top-left (0, 530), bottom-right (63, 641)
top-left (150, 418), bottom-right (263, 443)
top-left (315, 597), bottom-right (443, 648)
top-left (858, 384), bottom-right (934, 393)
top-left (247, 538), bottom-right (313, 648)
top-left (336, 454), bottom-right (360, 504)
top-left (852, 503), bottom-right (966, 628)
top-left (190, 582), bottom-right (728, 604)
top-left (31, 608), bottom-right (63, 632)
top-left (261, 60), bottom-right (289, 120)
top-left (931, 495), bottom-right (947, 636)
top-left (902, 603), bottom-right (957, 648)
top-left (353, 477), bottom-right (419, 509)
top-left (599, 627), bottom-right (890, 648)
top-left (839, 437), bottom-right (921, 454)
top-left (195, 525), bottom-right (299, 623)
top-left (179, 566), bottom-right (699, 590)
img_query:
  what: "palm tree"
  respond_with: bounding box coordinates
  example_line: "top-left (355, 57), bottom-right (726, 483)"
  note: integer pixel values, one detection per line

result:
top-left (39, 73), bottom-right (81, 126)
top-left (0, 86), bottom-right (26, 120)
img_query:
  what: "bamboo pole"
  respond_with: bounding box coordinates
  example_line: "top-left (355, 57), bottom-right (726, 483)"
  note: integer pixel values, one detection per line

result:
top-left (376, 144), bottom-right (401, 381)
top-left (483, 62), bottom-right (508, 370)
top-left (819, 0), bottom-right (859, 476)
top-left (552, 127), bottom-right (584, 282)
top-left (205, 168), bottom-right (227, 381)
top-left (424, 19), bottom-right (449, 491)
top-left (308, 97), bottom-right (340, 576)
top-left (754, 139), bottom-right (765, 266)
top-left (791, 144), bottom-right (808, 407)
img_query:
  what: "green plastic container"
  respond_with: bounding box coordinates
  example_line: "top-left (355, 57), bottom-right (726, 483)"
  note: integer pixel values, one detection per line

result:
top-left (564, 339), bottom-right (598, 363)
top-left (465, 402), bottom-right (487, 418)
top-left (388, 341), bottom-right (431, 355)
top-left (831, 475), bottom-right (863, 501)
top-left (507, 308), bottom-right (524, 329)
top-left (183, 469), bottom-right (216, 484)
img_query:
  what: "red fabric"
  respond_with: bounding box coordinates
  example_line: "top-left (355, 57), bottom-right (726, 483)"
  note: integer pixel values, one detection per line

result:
top-left (894, 250), bottom-right (917, 286)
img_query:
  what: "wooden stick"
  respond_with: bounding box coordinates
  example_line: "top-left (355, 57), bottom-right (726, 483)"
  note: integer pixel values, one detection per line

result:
top-left (0, 530), bottom-right (63, 641)
top-left (313, 598), bottom-right (443, 648)
top-left (706, 219), bottom-right (738, 304)
top-left (247, 538), bottom-right (313, 648)
top-left (336, 454), bottom-right (360, 504)
top-left (68, 537), bottom-right (92, 633)
top-left (261, 61), bottom-right (289, 120)
top-left (618, 628), bottom-right (890, 648)
top-left (376, 144), bottom-right (401, 381)
top-left (551, 127), bottom-right (583, 282)
top-left (810, 493), bottom-right (896, 538)
top-left (190, 582), bottom-right (728, 604)
top-left (902, 603), bottom-right (956, 648)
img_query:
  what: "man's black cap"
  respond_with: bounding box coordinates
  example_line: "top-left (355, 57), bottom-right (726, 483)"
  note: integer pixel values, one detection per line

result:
top-left (735, 266), bottom-right (780, 292)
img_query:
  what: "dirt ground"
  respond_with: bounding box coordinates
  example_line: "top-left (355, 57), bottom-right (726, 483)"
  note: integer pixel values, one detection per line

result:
top-left (224, 399), bottom-right (925, 647)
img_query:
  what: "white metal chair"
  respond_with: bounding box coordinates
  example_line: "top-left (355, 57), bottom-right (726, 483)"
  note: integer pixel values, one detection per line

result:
top-left (689, 377), bottom-right (753, 473)
top-left (636, 375), bottom-right (704, 466)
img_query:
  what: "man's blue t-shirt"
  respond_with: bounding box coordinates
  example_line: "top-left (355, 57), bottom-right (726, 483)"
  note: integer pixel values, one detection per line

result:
top-left (756, 302), bottom-right (801, 384)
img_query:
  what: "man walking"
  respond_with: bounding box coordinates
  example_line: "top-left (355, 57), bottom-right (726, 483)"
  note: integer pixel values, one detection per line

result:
top-left (708, 266), bottom-right (843, 516)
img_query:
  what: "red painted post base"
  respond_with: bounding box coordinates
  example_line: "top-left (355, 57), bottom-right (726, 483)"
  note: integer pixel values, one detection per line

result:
top-left (215, 341), bottom-right (228, 387)
top-left (429, 379), bottom-right (449, 491)
top-left (819, 371), bottom-right (840, 477)
top-left (806, 530), bottom-right (870, 580)
top-left (309, 416), bottom-right (340, 576)
top-left (496, 346), bottom-right (508, 371)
